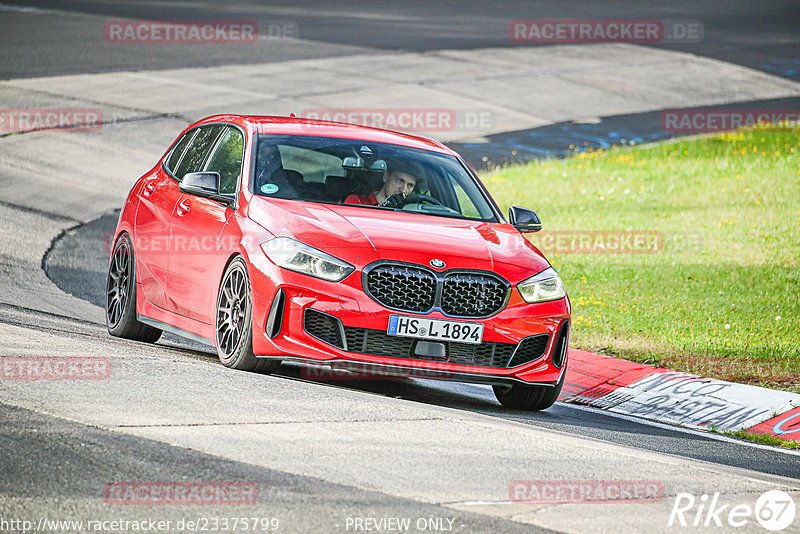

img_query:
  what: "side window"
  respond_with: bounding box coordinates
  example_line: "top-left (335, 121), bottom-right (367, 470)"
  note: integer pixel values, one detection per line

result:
top-left (165, 130), bottom-right (195, 173)
top-left (173, 125), bottom-right (224, 181)
top-left (449, 171), bottom-right (493, 219)
top-left (453, 183), bottom-right (481, 218)
top-left (205, 127), bottom-right (244, 195)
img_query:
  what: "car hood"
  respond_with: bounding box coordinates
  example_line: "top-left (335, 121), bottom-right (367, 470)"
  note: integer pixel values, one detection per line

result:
top-left (248, 197), bottom-right (550, 277)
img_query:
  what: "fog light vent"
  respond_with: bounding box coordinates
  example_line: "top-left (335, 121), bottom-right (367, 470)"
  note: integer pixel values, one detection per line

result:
top-left (507, 334), bottom-right (550, 368)
top-left (304, 309), bottom-right (345, 349)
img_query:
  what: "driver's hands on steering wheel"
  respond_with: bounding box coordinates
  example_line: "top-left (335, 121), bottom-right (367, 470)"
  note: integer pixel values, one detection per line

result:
top-left (382, 193), bottom-right (406, 208)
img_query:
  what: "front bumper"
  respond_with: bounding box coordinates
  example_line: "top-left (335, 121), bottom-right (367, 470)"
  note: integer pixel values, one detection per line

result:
top-left (248, 255), bottom-right (570, 386)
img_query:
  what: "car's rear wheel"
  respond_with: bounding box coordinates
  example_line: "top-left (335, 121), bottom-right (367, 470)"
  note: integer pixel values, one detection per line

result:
top-left (493, 369), bottom-right (565, 411)
top-left (106, 233), bottom-right (162, 343)
top-left (216, 257), bottom-right (281, 373)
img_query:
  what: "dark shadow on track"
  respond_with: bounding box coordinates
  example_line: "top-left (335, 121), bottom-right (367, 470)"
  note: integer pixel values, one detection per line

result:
top-left (451, 96), bottom-right (800, 170)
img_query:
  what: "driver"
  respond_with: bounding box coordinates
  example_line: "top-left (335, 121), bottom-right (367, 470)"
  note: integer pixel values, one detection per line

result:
top-left (345, 169), bottom-right (417, 206)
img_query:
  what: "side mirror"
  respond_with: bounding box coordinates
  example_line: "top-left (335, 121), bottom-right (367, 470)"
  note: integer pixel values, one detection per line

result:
top-left (508, 205), bottom-right (542, 233)
top-left (179, 172), bottom-right (234, 207)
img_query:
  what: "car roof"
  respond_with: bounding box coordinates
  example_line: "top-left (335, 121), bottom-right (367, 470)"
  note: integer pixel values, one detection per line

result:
top-left (194, 114), bottom-right (454, 155)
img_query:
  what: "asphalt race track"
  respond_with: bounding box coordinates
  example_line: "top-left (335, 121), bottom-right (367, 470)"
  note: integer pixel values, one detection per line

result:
top-left (1, 2), bottom-right (799, 533)
top-left (3, 0), bottom-right (800, 78)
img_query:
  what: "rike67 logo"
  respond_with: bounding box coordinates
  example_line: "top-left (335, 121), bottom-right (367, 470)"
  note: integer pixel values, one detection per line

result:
top-left (669, 490), bottom-right (796, 531)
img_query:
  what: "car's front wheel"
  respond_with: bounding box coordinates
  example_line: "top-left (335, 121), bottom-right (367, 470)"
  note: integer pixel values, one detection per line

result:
top-left (106, 233), bottom-right (162, 343)
top-left (216, 257), bottom-right (281, 373)
top-left (493, 369), bottom-right (565, 411)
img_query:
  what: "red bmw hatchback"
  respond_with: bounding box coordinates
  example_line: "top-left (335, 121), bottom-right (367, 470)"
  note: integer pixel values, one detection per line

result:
top-left (107, 115), bottom-right (570, 410)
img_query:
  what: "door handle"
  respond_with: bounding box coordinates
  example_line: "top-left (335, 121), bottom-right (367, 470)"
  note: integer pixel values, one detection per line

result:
top-left (143, 181), bottom-right (157, 197)
top-left (176, 198), bottom-right (191, 216)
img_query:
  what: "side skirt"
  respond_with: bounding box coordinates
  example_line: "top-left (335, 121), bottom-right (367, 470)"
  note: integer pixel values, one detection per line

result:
top-left (137, 314), bottom-right (215, 347)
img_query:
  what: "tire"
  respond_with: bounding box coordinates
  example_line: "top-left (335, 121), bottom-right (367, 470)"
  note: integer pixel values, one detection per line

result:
top-left (493, 369), bottom-right (565, 411)
top-left (106, 233), bottom-right (162, 343)
top-left (215, 257), bottom-right (281, 373)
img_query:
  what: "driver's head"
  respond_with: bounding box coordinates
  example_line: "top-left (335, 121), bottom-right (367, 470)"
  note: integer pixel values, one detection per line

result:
top-left (381, 170), bottom-right (417, 197)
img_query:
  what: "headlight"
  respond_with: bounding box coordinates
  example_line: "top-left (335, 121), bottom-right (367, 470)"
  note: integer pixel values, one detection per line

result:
top-left (518, 267), bottom-right (566, 303)
top-left (261, 237), bottom-right (354, 282)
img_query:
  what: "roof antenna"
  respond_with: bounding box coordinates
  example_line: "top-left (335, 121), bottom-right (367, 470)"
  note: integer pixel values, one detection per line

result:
top-left (289, 112), bottom-right (297, 118)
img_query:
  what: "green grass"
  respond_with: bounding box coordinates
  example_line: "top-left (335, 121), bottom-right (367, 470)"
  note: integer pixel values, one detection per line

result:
top-left (723, 429), bottom-right (800, 450)
top-left (485, 123), bottom-right (800, 392)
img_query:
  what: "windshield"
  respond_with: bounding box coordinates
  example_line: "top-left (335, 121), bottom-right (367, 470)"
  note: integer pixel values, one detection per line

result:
top-left (253, 134), bottom-right (497, 221)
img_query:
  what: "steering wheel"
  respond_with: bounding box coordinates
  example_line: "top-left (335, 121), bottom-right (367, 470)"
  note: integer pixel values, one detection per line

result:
top-left (404, 193), bottom-right (443, 206)
top-left (383, 193), bottom-right (443, 208)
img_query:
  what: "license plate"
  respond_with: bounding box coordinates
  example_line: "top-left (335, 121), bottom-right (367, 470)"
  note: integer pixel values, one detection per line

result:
top-left (387, 315), bottom-right (484, 344)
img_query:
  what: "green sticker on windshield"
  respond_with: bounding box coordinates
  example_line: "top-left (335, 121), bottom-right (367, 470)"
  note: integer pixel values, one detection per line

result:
top-left (261, 183), bottom-right (279, 194)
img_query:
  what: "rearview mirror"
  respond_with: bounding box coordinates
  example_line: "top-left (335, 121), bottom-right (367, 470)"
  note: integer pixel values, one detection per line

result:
top-left (508, 205), bottom-right (542, 233)
top-left (179, 172), bottom-right (234, 207)
top-left (342, 156), bottom-right (387, 172)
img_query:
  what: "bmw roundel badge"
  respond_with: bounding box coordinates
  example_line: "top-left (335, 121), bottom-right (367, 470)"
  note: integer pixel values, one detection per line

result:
top-left (430, 259), bottom-right (446, 269)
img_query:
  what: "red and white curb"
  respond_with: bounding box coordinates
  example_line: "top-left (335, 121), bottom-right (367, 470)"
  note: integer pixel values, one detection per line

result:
top-left (558, 349), bottom-right (800, 444)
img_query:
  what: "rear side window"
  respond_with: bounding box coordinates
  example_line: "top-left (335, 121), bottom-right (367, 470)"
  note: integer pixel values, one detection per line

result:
top-left (165, 130), bottom-right (195, 174)
top-left (173, 125), bottom-right (224, 180)
top-left (205, 127), bottom-right (244, 195)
